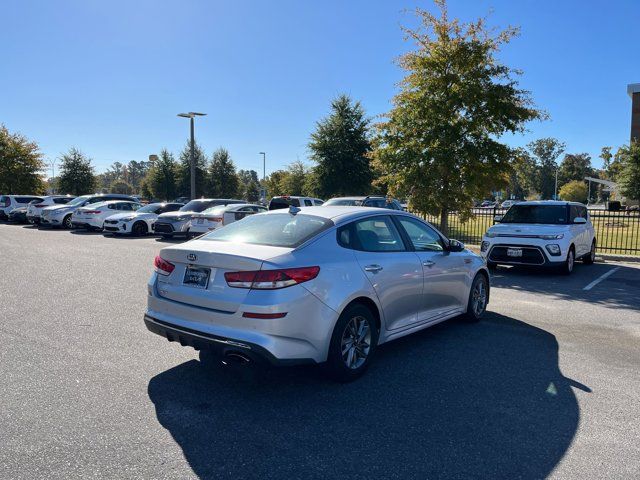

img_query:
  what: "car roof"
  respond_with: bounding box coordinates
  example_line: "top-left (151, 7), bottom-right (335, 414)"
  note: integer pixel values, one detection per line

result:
top-left (262, 205), bottom-right (417, 225)
top-left (85, 200), bottom-right (138, 207)
top-left (515, 200), bottom-right (585, 207)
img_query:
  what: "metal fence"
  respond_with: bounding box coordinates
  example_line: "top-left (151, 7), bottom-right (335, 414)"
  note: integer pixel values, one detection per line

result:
top-left (420, 208), bottom-right (640, 255)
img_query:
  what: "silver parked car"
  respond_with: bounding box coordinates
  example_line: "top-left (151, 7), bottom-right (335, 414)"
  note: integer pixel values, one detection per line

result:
top-left (153, 198), bottom-right (245, 238)
top-left (144, 206), bottom-right (490, 381)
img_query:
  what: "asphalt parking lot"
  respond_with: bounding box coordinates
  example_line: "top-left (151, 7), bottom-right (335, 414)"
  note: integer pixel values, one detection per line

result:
top-left (1, 223), bottom-right (639, 480)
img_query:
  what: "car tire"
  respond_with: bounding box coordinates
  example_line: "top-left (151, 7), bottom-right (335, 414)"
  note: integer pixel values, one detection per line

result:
top-left (561, 246), bottom-right (575, 275)
top-left (132, 221), bottom-right (148, 236)
top-left (325, 303), bottom-right (378, 382)
top-left (63, 215), bottom-right (73, 229)
top-left (463, 273), bottom-right (489, 322)
top-left (583, 240), bottom-right (596, 265)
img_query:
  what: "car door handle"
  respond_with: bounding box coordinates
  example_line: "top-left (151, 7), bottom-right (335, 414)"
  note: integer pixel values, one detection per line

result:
top-left (364, 264), bottom-right (383, 273)
top-left (422, 260), bottom-right (435, 267)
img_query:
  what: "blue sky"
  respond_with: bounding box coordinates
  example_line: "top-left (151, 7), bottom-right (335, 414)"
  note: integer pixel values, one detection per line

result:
top-left (1, 0), bottom-right (638, 175)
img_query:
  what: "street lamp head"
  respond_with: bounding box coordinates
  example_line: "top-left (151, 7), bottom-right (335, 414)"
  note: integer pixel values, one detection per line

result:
top-left (177, 112), bottom-right (207, 118)
top-left (259, 152), bottom-right (265, 155)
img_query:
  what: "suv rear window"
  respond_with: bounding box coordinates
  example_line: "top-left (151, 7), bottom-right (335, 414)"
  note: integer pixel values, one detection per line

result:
top-left (202, 213), bottom-right (332, 247)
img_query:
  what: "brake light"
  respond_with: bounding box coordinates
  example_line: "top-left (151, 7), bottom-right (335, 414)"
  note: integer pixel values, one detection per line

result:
top-left (224, 266), bottom-right (320, 289)
top-left (154, 255), bottom-right (175, 275)
top-left (204, 217), bottom-right (223, 222)
top-left (34, 203), bottom-right (47, 208)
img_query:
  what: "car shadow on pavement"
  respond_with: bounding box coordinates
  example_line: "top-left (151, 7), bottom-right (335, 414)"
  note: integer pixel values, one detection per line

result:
top-left (147, 312), bottom-right (584, 479)
top-left (490, 263), bottom-right (640, 311)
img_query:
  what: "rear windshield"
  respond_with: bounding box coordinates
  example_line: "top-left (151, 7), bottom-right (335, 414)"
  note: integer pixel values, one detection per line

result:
top-left (201, 213), bottom-right (333, 247)
top-left (500, 205), bottom-right (568, 225)
top-left (269, 198), bottom-right (300, 210)
top-left (180, 200), bottom-right (213, 212)
top-left (66, 196), bottom-right (91, 206)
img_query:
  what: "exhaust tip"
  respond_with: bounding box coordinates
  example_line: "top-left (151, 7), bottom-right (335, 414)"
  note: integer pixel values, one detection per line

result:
top-left (223, 351), bottom-right (251, 365)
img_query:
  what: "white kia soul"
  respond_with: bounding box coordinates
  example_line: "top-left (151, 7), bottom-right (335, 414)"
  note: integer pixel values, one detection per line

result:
top-left (480, 201), bottom-right (596, 274)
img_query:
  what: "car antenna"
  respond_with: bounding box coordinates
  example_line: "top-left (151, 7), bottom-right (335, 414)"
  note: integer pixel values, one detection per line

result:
top-left (289, 205), bottom-right (301, 215)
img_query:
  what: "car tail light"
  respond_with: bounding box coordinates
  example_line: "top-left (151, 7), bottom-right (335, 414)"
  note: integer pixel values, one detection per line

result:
top-left (225, 266), bottom-right (320, 289)
top-left (204, 216), bottom-right (223, 222)
top-left (84, 210), bottom-right (102, 214)
top-left (154, 255), bottom-right (175, 275)
top-left (34, 203), bottom-right (47, 208)
top-left (242, 312), bottom-right (287, 319)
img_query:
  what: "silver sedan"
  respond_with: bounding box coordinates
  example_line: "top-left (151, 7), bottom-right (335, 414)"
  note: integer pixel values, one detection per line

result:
top-left (144, 207), bottom-right (490, 381)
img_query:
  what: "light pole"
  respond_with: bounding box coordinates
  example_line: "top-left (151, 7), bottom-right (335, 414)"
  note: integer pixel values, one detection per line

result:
top-left (48, 159), bottom-right (57, 193)
top-left (177, 112), bottom-right (207, 199)
top-left (554, 165), bottom-right (559, 200)
top-left (259, 152), bottom-right (266, 181)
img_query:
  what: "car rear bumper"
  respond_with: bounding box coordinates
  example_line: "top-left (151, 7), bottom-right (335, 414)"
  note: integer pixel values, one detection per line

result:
top-left (143, 314), bottom-right (313, 366)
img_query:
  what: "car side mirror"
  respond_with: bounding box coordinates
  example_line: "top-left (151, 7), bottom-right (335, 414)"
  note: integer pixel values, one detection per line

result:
top-left (448, 239), bottom-right (465, 252)
top-left (573, 217), bottom-right (587, 224)
top-left (494, 215), bottom-right (503, 223)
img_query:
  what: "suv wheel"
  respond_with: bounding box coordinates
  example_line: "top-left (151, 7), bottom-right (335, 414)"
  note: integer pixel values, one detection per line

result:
top-left (132, 221), bottom-right (148, 236)
top-left (583, 240), bottom-right (596, 265)
top-left (561, 247), bottom-right (575, 275)
top-left (63, 214), bottom-right (73, 229)
top-left (325, 304), bottom-right (378, 382)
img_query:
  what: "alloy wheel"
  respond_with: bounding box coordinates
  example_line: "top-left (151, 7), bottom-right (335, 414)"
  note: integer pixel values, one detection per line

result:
top-left (341, 316), bottom-right (371, 370)
top-left (472, 279), bottom-right (487, 316)
top-left (567, 250), bottom-right (574, 272)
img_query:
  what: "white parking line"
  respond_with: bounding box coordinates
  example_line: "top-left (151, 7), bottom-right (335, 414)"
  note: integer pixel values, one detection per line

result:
top-left (583, 267), bottom-right (621, 291)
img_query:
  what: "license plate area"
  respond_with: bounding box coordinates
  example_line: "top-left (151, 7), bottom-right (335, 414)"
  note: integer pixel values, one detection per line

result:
top-left (507, 248), bottom-right (523, 258)
top-left (183, 265), bottom-right (211, 289)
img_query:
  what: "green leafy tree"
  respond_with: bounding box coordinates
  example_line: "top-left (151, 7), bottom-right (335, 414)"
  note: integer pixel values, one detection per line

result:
top-left (308, 94), bottom-right (372, 198)
top-left (126, 160), bottom-right (149, 192)
top-left (618, 142), bottom-right (640, 201)
top-left (373, 1), bottom-right (543, 231)
top-left (281, 160), bottom-right (307, 196)
top-left (506, 148), bottom-right (538, 200)
top-left (0, 124), bottom-right (46, 194)
top-left (57, 148), bottom-right (96, 195)
top-left (559, 180), bottom-right (588, 203)
top-left (176, 141), bottom-right (208, 198)
top-left (302, 167), bottom-right (322, 197)
top-left (244, 180), bottom-right (260, 202)
top-left (527, 138), bottom-right (565, 200)
top-left (146, 149), bottom-right (178, 201)
top-left (264, 170), bottom-right (287, 198)
top-left (558, 153), bottom-right (593, 187)
top-left (208, 148), bottom-right (240, 198)
top-left (110, 179), bottom-right (133, 194)
top-left (237, 169), bottom-right (260, 198)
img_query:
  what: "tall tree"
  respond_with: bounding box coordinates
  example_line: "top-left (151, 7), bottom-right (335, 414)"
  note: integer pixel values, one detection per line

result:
top-left (308, 94), bottom-right (372, 198)
top-left (237, 169), bottom-right (260, 198)
top-left (506, 148), bottom-right (538, 200)
top-left (558, 153), bottom-right (593, 187)
top-left (126, 160), bottom-right (149, 192)
top-left (57, 148), bottom-right (96, 195)
top-left (618, 142), bottom-right (640, 202)
top-left (146, 149), bottom-right (178, 201)
top-left (373, 1), bottom-right (543, 231)
top-left (0, 124), bottom-right (46, 194)
top-left (208, 148), bottom-right (240, 198)
top-left (527, 138), bottom-right (565, 200)
top-left (176, 141), bottom-right (208, 198)
top-left (281, 160), bottom-right (307, 196)
top-left (264, 170), bottom-right (287, 198)
top-left (244, 180), bottom-right (260, 202)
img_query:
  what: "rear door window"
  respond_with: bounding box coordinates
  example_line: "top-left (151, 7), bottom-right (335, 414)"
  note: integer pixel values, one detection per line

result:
top-left (303, 199), bottom-right (313, 206)
top-left (340, 216), bottom-right (406, 252)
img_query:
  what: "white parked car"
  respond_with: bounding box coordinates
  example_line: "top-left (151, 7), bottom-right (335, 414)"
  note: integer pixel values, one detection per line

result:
top-left (500, 199), bottom-right (518, 209)
top-left (190, 203), bottom-right (267, 234)
top-left (267, 196), bottom-right (324, 210)
top-left (71, 200), bottom-right (142, 231)
top-left (103, 202), bottom-right (184, 236)
top-left (0, 195), bottom-right (43, 221)
top-left (26, 195), bottom-right (75, 224)
top-left (480, 201), bottom-right (596, 274)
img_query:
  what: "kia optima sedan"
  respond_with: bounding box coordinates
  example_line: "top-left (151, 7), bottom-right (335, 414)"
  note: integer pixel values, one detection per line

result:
top-left (144, 207), bottom-right (490, 381)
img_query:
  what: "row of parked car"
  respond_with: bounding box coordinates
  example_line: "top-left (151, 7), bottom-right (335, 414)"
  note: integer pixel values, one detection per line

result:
top-left (0, 193), bottom-right (405, 239)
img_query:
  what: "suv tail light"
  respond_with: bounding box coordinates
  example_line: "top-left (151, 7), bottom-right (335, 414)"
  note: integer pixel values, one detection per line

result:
top-left (225, 266), bottom-right (320, 289)
top-left (204, 216), bottom-right (223, 222)
top-left (154, 255), bottom-right (175, 275)
top-left (34, 203), bottom-right (47, 208)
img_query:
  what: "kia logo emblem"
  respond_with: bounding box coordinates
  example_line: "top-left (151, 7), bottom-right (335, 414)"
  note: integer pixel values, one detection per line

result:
top-left (187, 253), bottom-right (197, 262)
